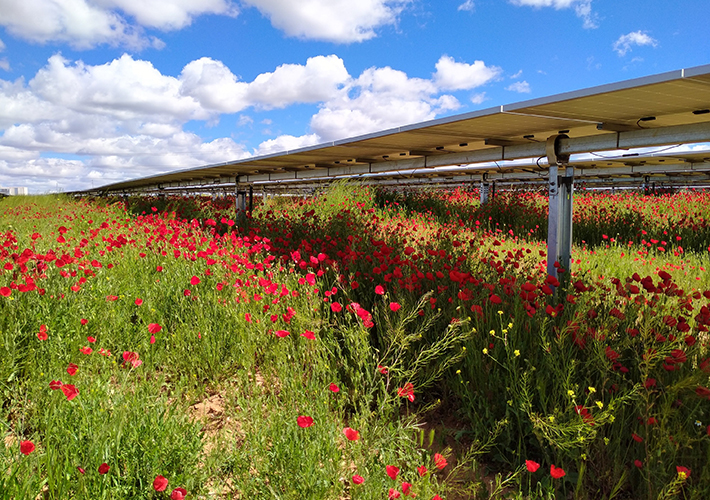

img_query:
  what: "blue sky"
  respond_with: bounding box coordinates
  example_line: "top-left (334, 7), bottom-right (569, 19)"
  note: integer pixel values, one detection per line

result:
top-left (0, 0), bottom-right (708, 192)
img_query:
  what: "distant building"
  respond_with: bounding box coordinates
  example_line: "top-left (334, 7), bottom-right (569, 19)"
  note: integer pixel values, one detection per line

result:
top-left (0, 187), bottom-right (29, 195)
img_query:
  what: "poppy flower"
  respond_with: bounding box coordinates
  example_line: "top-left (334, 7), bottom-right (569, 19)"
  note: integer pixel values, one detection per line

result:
top-left (550, 464), bottom-right (566, 479)
top-left (49, 380), bottom-right (62, 390)
top-left (386, 465), bottom-right (400, 480)
top-left (417, 465), bottom-right (428, 477)
top-left (79, 346), bottom-right (92, 355)
top-left (352, 474), bottom-right (364, 485)
top-left (148, 323), bottom-right (162, 334)
top-left (190, 276), bottom-right (201, 285)
top-left (61, 384), bottom-right (79, 401)
top-left (67, 363), bottom-right (78, 376)
top-left (632, 433), bottom-right (643, 443)
top-left (122, 351), bottom-right (142, 368)
top-left (434, 453), bottom-right (447, 469)
top-left (388, 488), bottom-right (401, 499)
top-left (331, 302), bottom-right (342, 313)
top-left (402, 482), bottom-right (412, 496)
top-left (301, 330), bottom-right (315, 340)
top-left (0, 287), bottom-right (10, 297)
top-left (20, 440), bottom-right (35, 455)
top-left (171, 487), bottom-right (188, 500)
top-left (87, 336), bottom-right (96, 343)
top-left (150, 335), bottom-right (156, 344)
top-left (135, 298), bottom-right (143, 306)
top-left (37, 325), bottom-right (48, 341)
top-left (275, 330), bottom-right (290, 338)
top-left (329, 383), bottom-right (340, 393)
top-left (106, 295), bottom-right (118, 301)
top-left (634, 460), bottom-right (643, 468)
top-left (397, 382), bottom-right (415, 402)
top-left (432, 496), bottom-right (442, 500)
top-left (98, 463), bottom-right (110, 474)
top-left (80, 318), bottom-right (88, 325)
top-left (77, 467), bottom-right (85, 474)
top-left (153, 475), bottom-right (169, 492)
top-left (389, 302), bottom-right (401, 312)
top-left (526, 460), bottom-right (540, 472)
top-left (378, 365), bottom-right (388, 375)
top-left (343, 427), bottom-right (360, 441)
top-left (297, 416), bottom-right (314, 428)
top-left (375, 285), bottom-right (385, 295)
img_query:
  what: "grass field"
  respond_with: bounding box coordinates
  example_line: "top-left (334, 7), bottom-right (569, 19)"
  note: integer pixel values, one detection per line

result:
top-left (2, 185), bottom-right (709, 499)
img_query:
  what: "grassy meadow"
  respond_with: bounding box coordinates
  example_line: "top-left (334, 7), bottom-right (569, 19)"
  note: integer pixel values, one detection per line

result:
top-left (1, 184), bottom-right (710, 499)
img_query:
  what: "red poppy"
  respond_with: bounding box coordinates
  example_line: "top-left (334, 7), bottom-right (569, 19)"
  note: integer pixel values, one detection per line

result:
top-left (402, 482), bottom-right (412, 496)
top-left (331, 302), bottom-right (342, 312)
top-left (190, 276), bottom-right (201, 285)
top-left (352, 474), bottom-right (364, 484)
top-left (148, 323), bottom-right (162, 334)
top-left (343, 427), bottom-right (360, 441)
top-left (526, 460), bottom-right (540, 472)
top-left (417, 465), bottom-right (428, 477)
top-left (386, 465), bottom-right (400, 480)
top-left (61, 384), bottom-right (79, 401)
top-left (153, 475), bottom-right (169, 492)
top-left (171, 488), bottom-right (187, 500)
top-left (301, 330), bottom-right (315, 340)
top-left (389, 302), bottom-right (401, 312)
top-left (79, 346), bottom-right (93, 355)
top-left (550, 464), bottom-right (566, 479)
top-left (676, 466), bottom-right (691, 477)
top-left (20, 440), bottom-right (35, 455)
top-left (49, 380), bottom-right (62, 390)
top-left (378, 365), bottom-right (388, 375)
top-left (98, 463), bottom-right (110, 474)
top-left (397, 382), bottom-right (415, 402)
top-left (297, 416), bottom-right (314, 428)
top-left (388, 488), bottom-right (401, 499)
top-left (122, 351), bottom-right (142, 368)
top-left (106, 295), bottom-right (118, 301)
top-left (329, 383), bottom-right (340, 393)
top-left (434, 453), bottom-right (447, 469)
top-left (150, 335), bottom-right (156, 344)
top-left (275, 330), bottom-right (290, 338)
top-left (632, 433), bottom-right (643, 443)
top-left (634, 460), bottom-right (643, 468)
top-left (80, 318), bottom-right (88, 325)
top-left (67, 363), bottom-right (78, 376)
top-left (78, 467), bottom-right (85, 474)
top-left (37, 324), bottom-right (48, 341)
top-left (432, 496), bottom-right (442, 500)
top-left (0, 287), bottom-right (11, 297)
top-left (135, 298), bottom-right (143, 306)
top-left (87, 336), bottom-right (96, 343)
top-left (375, 285), bottom-right (385, 295)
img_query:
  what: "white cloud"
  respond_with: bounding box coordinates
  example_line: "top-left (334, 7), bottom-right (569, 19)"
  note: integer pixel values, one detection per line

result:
top-left (101, 0), bottom-right (238, 30)
top-left (242, 0), bottom-right (409, 43)
top-left (0, 38), bottom-right (5, 51)
top-left (0, 60), bottom-right (9, 71)
top-left (506, 81), bottom-right (531, 93)
top-left (0, 52), bottom-right (503, 191)
top-left (510, 0), bottom-right (597, 29)
top-left (613, 31), bottom-right (658, 56)
top-left (433, 55), bottom-right (501, 91)
top-left (458, 0), bottom-right (474, 12)
top-left (470, 92), bottom-right (486, 104)
top-left (0, 0), bottom-right (236, 49)
top-left (254, 133), bottom-right (320, 156)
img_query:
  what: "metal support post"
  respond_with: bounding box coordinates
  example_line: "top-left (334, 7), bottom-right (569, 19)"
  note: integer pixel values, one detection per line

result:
top-left (545, 134), bottom-right (573, 287)
top-left (248, 185), bottom-right (254, 213)
top-left (480, 174), bottom-right (489, 205)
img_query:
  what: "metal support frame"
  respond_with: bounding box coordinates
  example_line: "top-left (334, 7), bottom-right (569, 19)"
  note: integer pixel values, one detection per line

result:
top-left (546, 135), bottom-right (573, 286)
top-left (480, 174), bottom-right (489, 204)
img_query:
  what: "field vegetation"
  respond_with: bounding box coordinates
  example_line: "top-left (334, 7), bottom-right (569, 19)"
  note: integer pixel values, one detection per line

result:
top-left (2, 184), bottom-right (710, 499)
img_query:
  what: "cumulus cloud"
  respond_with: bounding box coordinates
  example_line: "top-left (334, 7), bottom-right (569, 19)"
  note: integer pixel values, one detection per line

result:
top-left (613, 31), bottom-right (658, 56)
top-left (433, 55), bottom-right (502, 91)
top-left (0, 0), bottom-right (236, 49)
top-left (510, 0), bottom-right (597, 29)
top-left (506, 81), bottom-right (531, 93)
top-left (0, 52), bottom-right (502, 191)
top-left (242, 0), bottom-right (409, 43)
